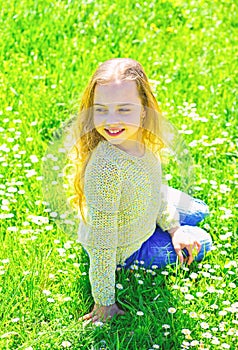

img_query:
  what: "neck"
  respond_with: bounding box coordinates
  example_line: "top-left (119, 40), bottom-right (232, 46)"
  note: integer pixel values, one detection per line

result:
top-left (115, 140), bottom-right (145, 157)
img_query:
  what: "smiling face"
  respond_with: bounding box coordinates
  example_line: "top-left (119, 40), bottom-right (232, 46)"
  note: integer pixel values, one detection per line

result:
top-left (93, 80), bottom-right (145, 154)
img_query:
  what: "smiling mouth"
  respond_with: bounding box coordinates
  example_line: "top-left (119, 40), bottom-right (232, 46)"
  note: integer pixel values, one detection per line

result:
top-left (105, 129), bottom-right (125, 136)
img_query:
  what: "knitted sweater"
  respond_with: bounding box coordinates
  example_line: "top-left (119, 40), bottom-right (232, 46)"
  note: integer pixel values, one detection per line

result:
top-left (77, 140), bottom-right (180, 306)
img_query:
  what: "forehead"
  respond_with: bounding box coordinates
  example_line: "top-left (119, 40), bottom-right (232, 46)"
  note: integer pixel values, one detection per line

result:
top-left (94, 80), bottom-right (141, 105)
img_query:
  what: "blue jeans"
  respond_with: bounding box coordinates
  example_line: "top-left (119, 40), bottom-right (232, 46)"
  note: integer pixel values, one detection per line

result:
top-left (116, 188), bottom-right (212, 269)
top-left (117, 224), bottom-right (212, 270)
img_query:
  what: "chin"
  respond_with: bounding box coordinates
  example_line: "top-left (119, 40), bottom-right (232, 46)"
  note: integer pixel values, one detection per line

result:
top-left (107, 138), bottom-right (124, 144)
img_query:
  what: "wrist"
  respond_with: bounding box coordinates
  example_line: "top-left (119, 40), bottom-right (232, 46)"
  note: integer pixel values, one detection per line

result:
top-left (95, 302), bottom-right (116, 308)
top-left (168, 226), bottom-right (180, 237)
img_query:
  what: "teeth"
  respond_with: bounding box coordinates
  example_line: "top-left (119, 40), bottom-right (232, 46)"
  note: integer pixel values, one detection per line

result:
top-left (107, 129), bottom-right (122, 134)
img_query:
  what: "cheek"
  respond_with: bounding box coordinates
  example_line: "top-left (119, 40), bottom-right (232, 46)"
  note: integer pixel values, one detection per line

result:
top-left (126, 115), bottom-right (141, 127)
top-left (93, 115), bottom-right (105, 127)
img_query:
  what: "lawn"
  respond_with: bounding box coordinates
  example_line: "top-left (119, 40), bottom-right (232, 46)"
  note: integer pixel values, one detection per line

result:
top-left (0, 0), bottom-right (237, 349)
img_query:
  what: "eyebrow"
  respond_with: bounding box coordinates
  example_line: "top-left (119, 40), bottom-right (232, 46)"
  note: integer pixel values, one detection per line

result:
top-left (93, 103), bottom-right (135, 107)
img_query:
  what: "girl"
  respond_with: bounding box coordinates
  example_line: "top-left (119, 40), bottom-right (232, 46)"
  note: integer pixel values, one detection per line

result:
top-left (68, 58), bottom-right (212, 324)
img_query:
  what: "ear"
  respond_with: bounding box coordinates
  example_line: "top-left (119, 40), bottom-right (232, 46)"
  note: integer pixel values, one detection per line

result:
top-left (141, 107), bottom-right (146, 117)
top-left (141, 108), bottom-right (146, 127)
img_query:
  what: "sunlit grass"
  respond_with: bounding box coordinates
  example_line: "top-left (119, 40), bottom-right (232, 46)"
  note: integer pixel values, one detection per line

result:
top-left (0, 0), bottom-right (237, 349)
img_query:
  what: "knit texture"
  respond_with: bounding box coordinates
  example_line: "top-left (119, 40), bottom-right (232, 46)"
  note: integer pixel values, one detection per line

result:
top-left (78, 140), bottom-right (180, 306)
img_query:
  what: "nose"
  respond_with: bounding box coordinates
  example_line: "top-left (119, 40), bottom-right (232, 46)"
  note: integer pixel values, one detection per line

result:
top-left (103, 112), bottom-right (123, 128)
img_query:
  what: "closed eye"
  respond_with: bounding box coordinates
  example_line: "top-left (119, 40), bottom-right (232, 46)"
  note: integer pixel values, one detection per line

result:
top-left (118, 108), bottom-right (130, 112)
top-left (95, 108), bottom-right (108, 113)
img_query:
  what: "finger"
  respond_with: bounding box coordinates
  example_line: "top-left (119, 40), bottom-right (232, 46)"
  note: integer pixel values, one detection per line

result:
top-left (196, 241), bottom-right (201, 253)
top-left (174, 248), bottom-right (184, 264)
top-left (186, 245), bottom-right (195, 265)
top-left (82, 319), bottom-right (92, 327)
top-left (92, 315), bottom-right (100, 323)
top-left (82, 313), bottom-right (92, 320)
top-left (104, 315), bottom-right (112, 322)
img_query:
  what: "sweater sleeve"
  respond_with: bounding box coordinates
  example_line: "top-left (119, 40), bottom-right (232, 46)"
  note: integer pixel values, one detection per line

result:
top-left (155, 154), bottom-right (180, 231)
top-left (156, 187), bottom-right (180, 231)
top-left (83, 157), bottom-right (121, 306)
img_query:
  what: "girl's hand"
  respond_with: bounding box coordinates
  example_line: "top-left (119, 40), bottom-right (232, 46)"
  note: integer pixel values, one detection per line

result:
top-left (169, 226), bottom-right (201, 265)
top-left (79, 302), bottom-right (126, 324)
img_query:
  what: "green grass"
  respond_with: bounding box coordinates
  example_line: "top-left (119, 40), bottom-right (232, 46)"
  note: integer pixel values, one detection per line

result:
top-left (0, 0), bottom-right (237, 349)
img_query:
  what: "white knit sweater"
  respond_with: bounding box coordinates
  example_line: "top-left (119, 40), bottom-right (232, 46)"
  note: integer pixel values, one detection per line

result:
top-left (78, 140), bottom-right (180, 306)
